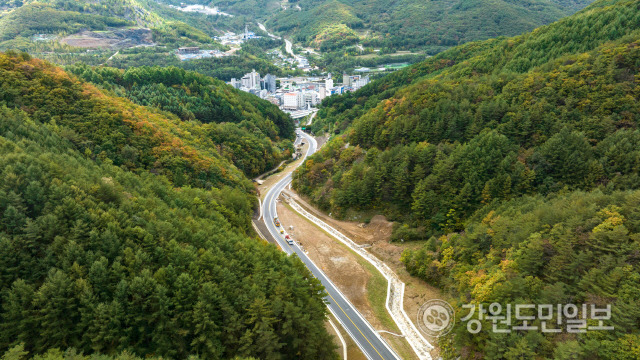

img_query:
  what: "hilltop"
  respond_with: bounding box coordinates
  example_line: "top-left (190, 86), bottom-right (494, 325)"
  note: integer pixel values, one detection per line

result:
top-left (214, 0), bottom-right (595, 52)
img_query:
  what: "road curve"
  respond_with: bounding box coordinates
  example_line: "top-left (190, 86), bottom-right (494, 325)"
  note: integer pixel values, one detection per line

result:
top-left (284, 39), bottom-right (295, 57)
top-left (257, 22), bottom-right (281, 40)
top-left (261, 129), bottom-right (400, 360)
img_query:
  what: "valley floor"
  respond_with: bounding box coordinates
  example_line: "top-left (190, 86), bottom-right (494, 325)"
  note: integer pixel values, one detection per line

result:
top-left (253, 131), bottom-right (444, 359)
top-left (280, 189), bottom-right (445, 359)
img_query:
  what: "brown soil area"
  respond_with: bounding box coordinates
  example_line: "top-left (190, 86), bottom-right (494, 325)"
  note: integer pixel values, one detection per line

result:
top-left (60, 37), bottom-right (118, 48)
top-left (315, 133), bottom-right (330, 148)
top-left (277, 197), bottom-right (424, 360)
top-left (276, 200), bottom-right (385, 330)
top-left (283, 190), bottom-right (444, 349)
top-left (60, 28), bottom-right (153, 49)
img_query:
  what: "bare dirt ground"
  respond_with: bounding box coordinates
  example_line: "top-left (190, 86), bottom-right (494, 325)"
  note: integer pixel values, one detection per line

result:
top-left (60, 28), bottom-right (153, 49)
top-left (283, 190), bottom-right (444, 350)
top-left (278, 199), bottom-right (420, 359)
top-left (315, 133), bottom-right (330, 148)
top-left (276, 200), bottom-right (383, 329)
top-left (60, 36), bottom-right (117, 48)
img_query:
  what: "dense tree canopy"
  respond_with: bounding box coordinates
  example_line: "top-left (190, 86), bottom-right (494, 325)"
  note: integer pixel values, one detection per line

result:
top-left (0, 3), bottom-right (131, 42)
top-left (0, 51), bottom-right (338, 358)
top-left (67, 64), bottom-right (295, 177)
top-left (294, 0), bottom-right (640, 357)
top-left (403, 190), bottom-right (640, 359)
top-left (296, 1), bottom-right (640, 236)
top-left (0, 106), bottom-right (337, 359)
top-left (264, 0), bottom-right (595, 52)
top-left (0, 53), bottom-right (254, 189)
top-left (312, 0), bottom-right (640, 135)
top-left (0, 345), bottom-right (260, 360)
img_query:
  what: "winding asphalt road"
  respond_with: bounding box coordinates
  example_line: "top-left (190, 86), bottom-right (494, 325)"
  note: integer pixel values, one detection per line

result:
top-left (261, 129), bottom-right (400, 360)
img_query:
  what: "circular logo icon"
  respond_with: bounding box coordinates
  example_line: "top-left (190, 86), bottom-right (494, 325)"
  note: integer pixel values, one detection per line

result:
top-left (417, 299), bottom-right (455, 337)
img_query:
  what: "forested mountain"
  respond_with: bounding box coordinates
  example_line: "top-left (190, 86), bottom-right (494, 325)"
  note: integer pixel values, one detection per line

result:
top-left (294, 0), bottom-right (640, 357)
top-left (0, 0), bottom-right (159, 41)
top-left (299, 0), bottom-right (640, 230)
top-left (0, 0), bottom-right (296, 81)
top-left (0, 51), bottom-right (337, 359)
top-left (1, 345), bottom-right (259, 360)
top-left (0, 2), bottom-right (131, 42)
top-left (0, 0), bottom-right (223, 47)
top-left (257, 0), bottom-right (596, 52)
top-left (67, 64), bottom-right (294, 177)
top-left (0, 52), bottom-right (293, 188)
top-left (402, 190), bottom-right (640, 359)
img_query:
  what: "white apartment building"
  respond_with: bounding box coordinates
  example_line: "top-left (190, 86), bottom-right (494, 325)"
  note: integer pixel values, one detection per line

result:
top-left (353, 75), bottom-right (370, 89)
top-left (241, 69), bottom-right (261, 90)
top-left (325, 78), bottom-right (334, 90)
top-left (283, 92), bottom-right (303, 110)
top-left (318, 85), bottom-right (326, 100)
top-left (303, 91), bottom-right (318, 108)
top-left (229, 78), bottom-right (242, 89)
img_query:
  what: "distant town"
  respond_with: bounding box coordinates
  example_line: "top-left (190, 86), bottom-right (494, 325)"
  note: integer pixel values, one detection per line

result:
top-left (228, 70), bottom-right (370, 117)
top-left (171, 21), bottom-right (407, 117)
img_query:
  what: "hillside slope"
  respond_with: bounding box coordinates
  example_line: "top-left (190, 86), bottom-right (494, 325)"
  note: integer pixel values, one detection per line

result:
top-left (264, 0), bottom-right (595, 51)
top-left (299, 0), bottom-right (640, 230)
top-left (0, 0), bottom-right (225, 63)
top-left (294, 1), bottom-right (640, 356)
top-left (0, 51), bottom-right (295, 224)
top-left (0, 0), bottom-right (293, 81)
top-left (312, 0), bottom-right (640, 134)
top-left (67, 64), bottom-right (294, 177)
top-left (0, 53), bottom-right (250, 191)
top-left (0, 52), bottom-right (337, 358)
top-left (0, 105), bottom-right (336, 360)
